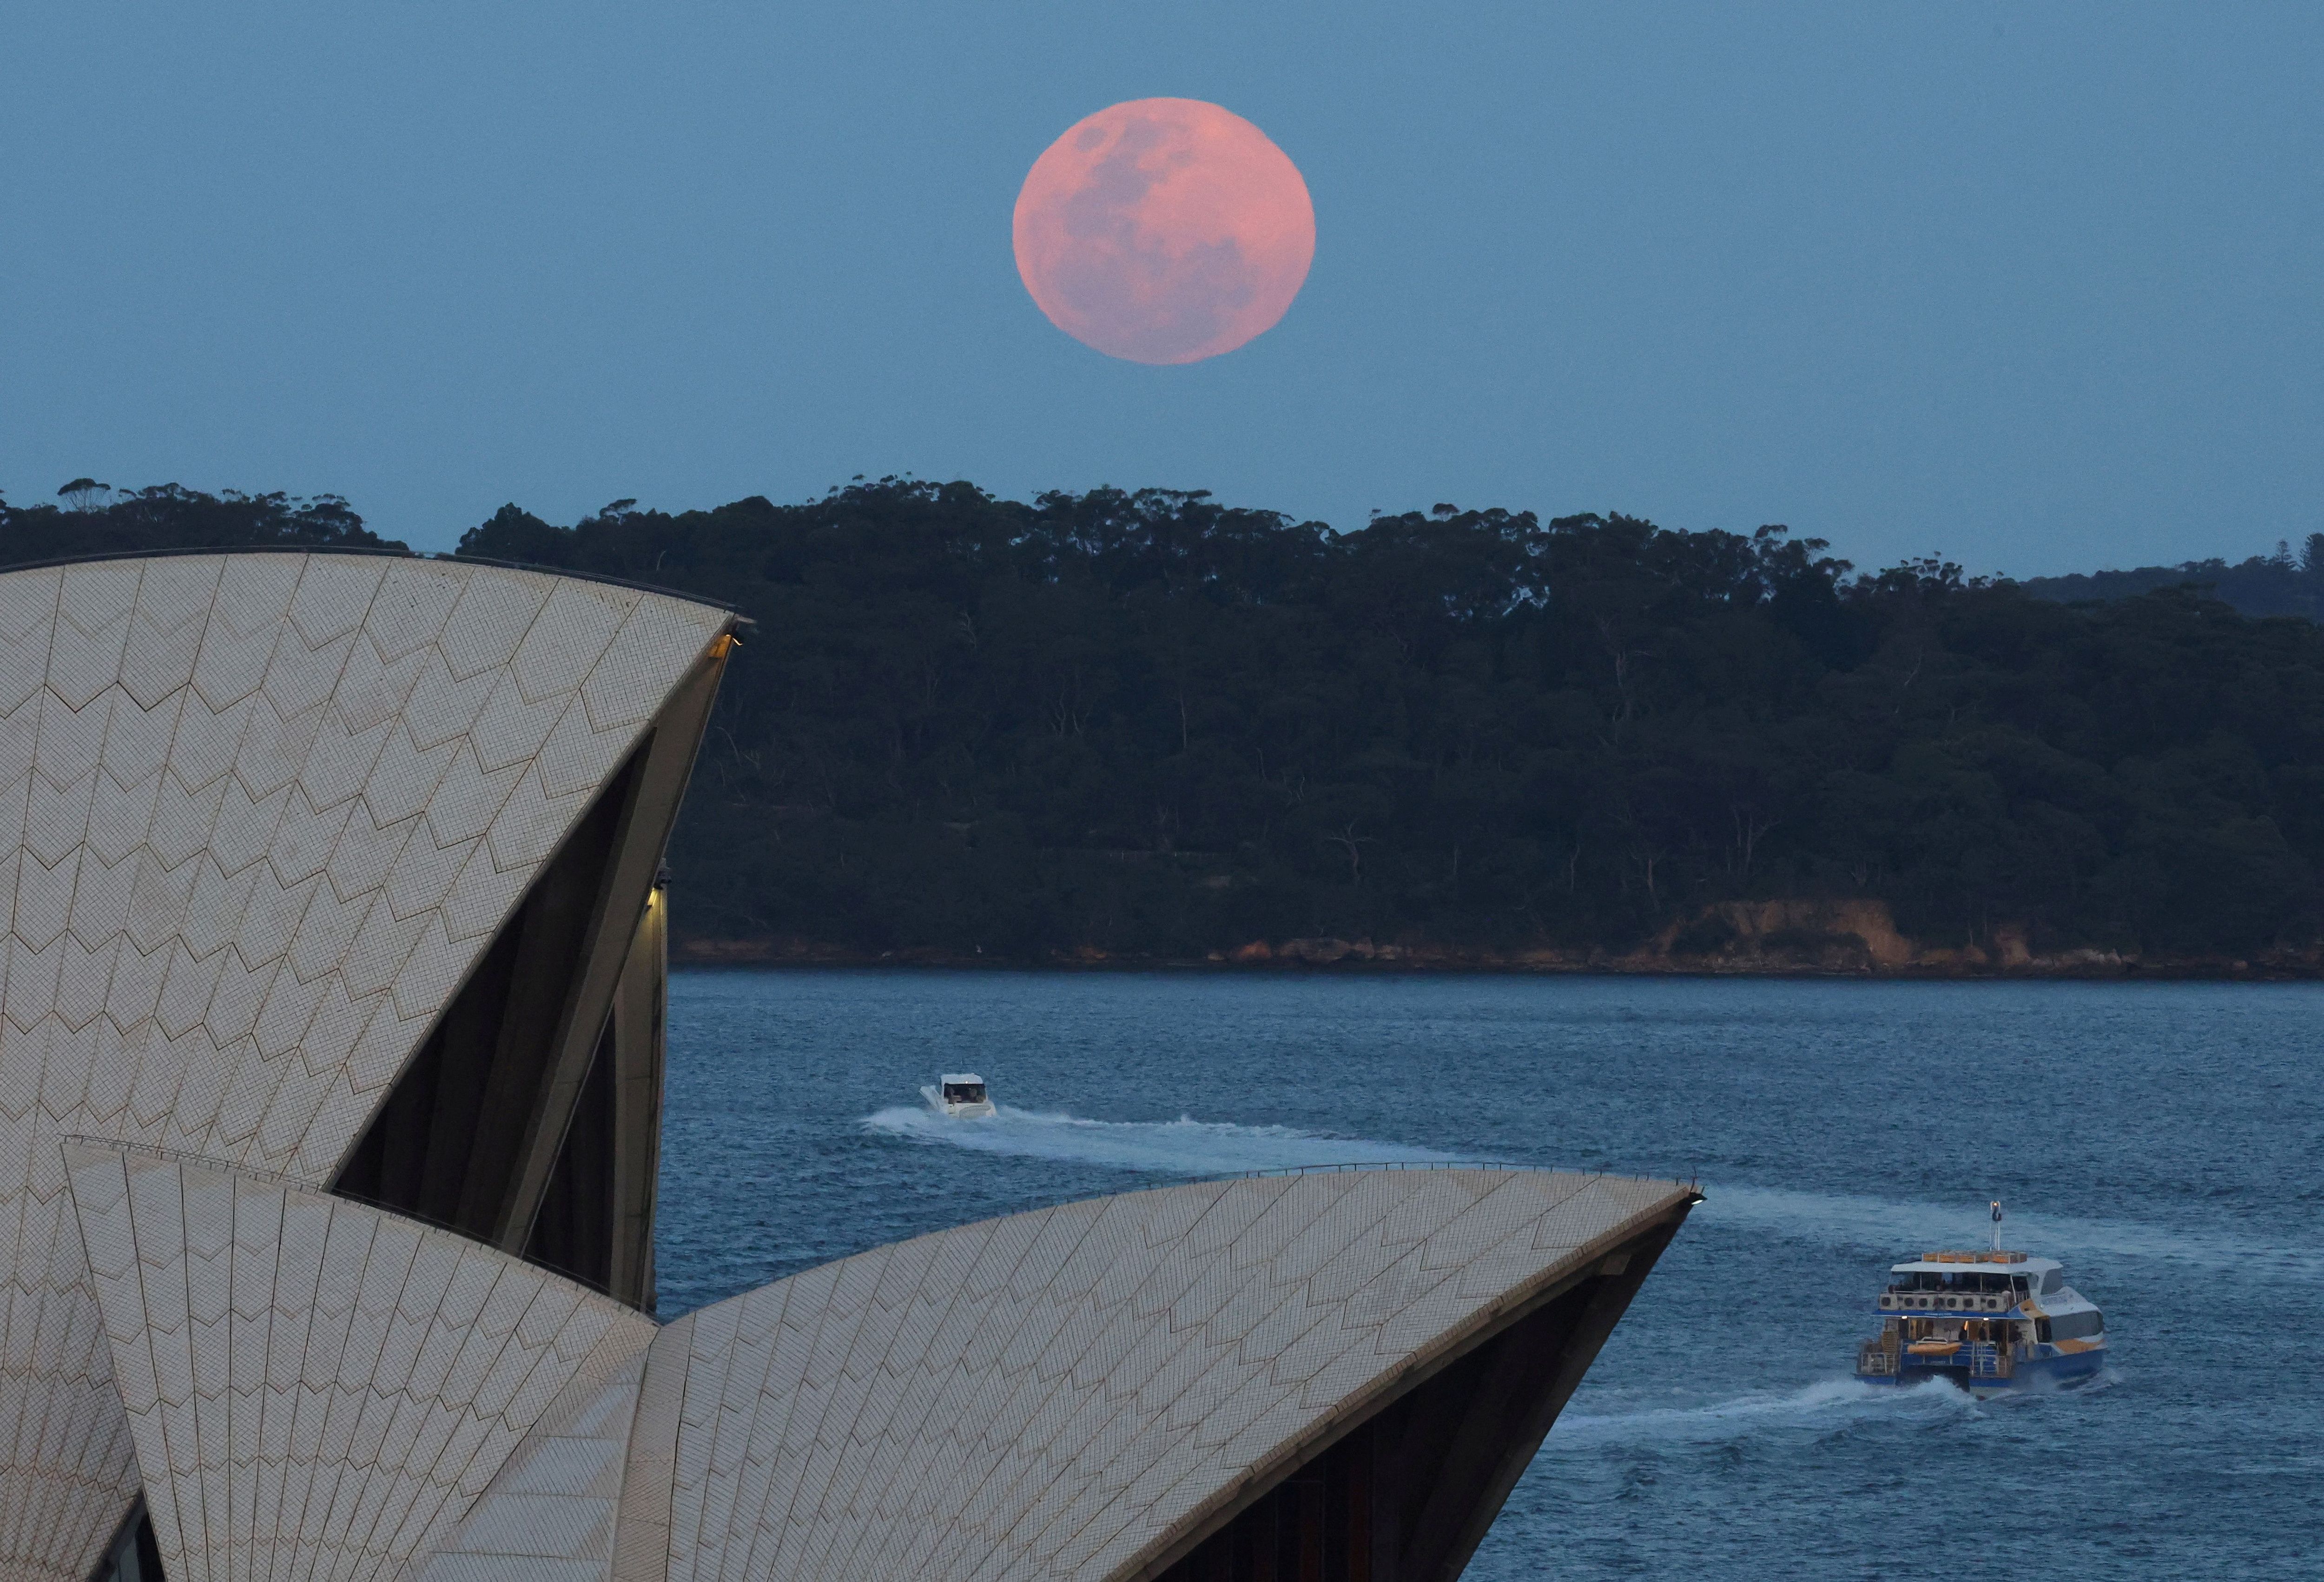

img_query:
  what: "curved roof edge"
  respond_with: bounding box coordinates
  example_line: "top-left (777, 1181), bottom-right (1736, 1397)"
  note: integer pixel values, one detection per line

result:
top-left (1127, 1180), bottom-right (1695, 1582)
top-left (0, 549), bottom-right (736, 1581)
top-left (57, 1158), bottom-right (1697, 1582)
top-left (61, 1141), bottom-right (658, 1582)
top-left (619, 1167), bottom-right (1696, 1582)
top-left (0, 542), bottom-right (745, 617)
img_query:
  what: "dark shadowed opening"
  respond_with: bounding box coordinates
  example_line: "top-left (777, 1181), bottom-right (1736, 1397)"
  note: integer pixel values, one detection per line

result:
top-left (86, 1502), bottom-right (160, 1582)
top-left (1146, 1207), bottom-right (1690, 1582)
top-left (333, 746), bottom-right (644, 1254)
top-left (332, 641), bottom-right (726, 1310)
top-left (527, 1015), bottom-right (617, 1291)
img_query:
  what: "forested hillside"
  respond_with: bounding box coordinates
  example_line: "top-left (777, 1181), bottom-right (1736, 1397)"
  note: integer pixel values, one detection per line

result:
top-left (452, 483), bottom-right (2324, 972)
top-left (7, 479), bottom-right (2324, 973)
top-left (2018, 535), bottom-right (2324, 622)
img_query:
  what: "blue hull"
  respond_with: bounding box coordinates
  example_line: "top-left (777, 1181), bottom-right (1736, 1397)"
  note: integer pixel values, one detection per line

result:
top-left (1860, 1349), bottom-right (2103, 1391)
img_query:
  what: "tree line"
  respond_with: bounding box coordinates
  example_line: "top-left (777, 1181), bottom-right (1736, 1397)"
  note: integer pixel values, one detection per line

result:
top-left (7, 478), bottom-right (2324, 967)
top-left (2018, 535), bottom-right (2324, 624)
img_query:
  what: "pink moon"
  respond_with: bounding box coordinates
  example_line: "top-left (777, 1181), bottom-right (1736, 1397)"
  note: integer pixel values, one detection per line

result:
top-left (1013, 99), bottom-right (1315, 365)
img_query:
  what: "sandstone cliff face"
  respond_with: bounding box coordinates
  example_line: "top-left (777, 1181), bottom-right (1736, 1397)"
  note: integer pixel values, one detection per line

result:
top-left (1643, 897), bottom-right (2132, 975)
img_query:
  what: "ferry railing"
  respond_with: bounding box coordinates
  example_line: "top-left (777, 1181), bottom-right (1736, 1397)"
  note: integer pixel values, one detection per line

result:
top-left (1880, 1339), bottom-right (2014, 1378)
top-left (1963, 1342), bottom-right (2012, 1379)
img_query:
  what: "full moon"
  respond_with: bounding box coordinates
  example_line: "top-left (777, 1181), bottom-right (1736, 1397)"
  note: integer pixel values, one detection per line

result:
top-left (1013, 99), bottom-right (1315, 365)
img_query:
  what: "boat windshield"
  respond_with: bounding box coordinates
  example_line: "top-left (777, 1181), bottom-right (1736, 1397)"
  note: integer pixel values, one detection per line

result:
top-left (944, 1083), bottom-right (987, 1104)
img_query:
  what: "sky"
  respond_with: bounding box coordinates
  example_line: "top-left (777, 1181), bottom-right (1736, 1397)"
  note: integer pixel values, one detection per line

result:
top-left (4, 2), bottom-right (2319, 573)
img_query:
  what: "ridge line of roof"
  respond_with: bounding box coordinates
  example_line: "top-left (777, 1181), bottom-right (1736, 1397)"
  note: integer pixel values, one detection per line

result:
top-left (1224, 1160), bottom-right (1701, 1187)
top-left (59, 1136), bottom-right (654, 1318)
top-left (1108, 1180), bottom-right (1699, 1582)
top-left (710, 1166), bottom-right (1703, 1305)
top-left (0, 542), bottom-right (742, 617)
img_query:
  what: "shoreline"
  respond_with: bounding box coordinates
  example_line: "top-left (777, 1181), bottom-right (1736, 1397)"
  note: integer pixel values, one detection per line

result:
top-left (672, 936), bottom-right (2324, 982)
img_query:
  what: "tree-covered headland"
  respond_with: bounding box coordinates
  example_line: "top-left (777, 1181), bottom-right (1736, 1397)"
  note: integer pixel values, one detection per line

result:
top-left (10, 478), bottom-right (2324, 974)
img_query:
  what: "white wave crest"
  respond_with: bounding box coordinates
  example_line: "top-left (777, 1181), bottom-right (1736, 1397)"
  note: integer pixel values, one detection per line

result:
top-left (860, 1103), bottom-right (1463, 1176)
top-left (1547, 1377), bottom-right (1975, 1445)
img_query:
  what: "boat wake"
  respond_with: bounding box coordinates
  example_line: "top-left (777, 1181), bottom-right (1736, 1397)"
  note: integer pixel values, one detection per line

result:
top-left (1546, 1377), bottom-right (1976, 1446)
top-left (860, 1104), bottom-right (1463, 1176)
top-left (1703, 1183), bottom-right (2324, 1283)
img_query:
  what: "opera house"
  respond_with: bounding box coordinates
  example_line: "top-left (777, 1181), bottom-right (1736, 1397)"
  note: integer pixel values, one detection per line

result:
top-left (0, 551), bottom-right (1695, 1582)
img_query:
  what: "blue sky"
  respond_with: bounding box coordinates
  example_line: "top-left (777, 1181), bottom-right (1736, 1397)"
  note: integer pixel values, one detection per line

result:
top-left (4, 2), bottom-right (2318, 572)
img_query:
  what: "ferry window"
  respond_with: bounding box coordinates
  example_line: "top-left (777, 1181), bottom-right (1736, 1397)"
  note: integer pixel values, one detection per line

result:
top-left (2040, 1270), bottom-right (2063, 1294)
top-left (2050, 1309), bottom-right (2103, 1341)
top-left (2011, 1275), bottom-right (2029, 1294)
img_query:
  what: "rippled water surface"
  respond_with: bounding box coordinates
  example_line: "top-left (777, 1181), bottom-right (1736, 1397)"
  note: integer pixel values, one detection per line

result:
top-left (654, 971), bottom-right (2324, 1580)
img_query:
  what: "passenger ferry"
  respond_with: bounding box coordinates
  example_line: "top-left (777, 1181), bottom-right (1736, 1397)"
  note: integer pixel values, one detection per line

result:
top-left (924, 1074), bottom-right (995, 1118)
top-left (1855, 1209), bottom-right (2106, 1395)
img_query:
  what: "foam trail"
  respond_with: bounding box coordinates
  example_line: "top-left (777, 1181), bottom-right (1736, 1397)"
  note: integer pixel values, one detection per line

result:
top-left (1705, 1183), bottom-right (2324, 1282)
top-left (861, 1103), bottom-right (1462, 1176)
top-left (1546, 1377), bottom-right (1974, 1446)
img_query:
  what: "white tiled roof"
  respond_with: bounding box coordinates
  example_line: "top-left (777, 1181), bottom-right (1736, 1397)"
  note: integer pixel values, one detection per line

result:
top-left (58, 1146), bottom-right (1687, 1582)
top-left (63, 1145), bottom-right (656, 1582)
top-left (0, 551), bottom-right (1695, 1582)
top-left (0, 554), bottom-right (730, 1581)
top-left (464, 1169), bottom-right (1686, 1582)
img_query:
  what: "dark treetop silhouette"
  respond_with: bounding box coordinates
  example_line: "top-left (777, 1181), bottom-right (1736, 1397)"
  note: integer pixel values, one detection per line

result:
top-left (10, 479), bottom-right (2324, 972)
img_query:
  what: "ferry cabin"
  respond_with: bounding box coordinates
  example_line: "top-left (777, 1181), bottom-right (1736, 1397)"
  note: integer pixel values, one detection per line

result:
top-left (1856, 1250), bottom-right (2106, 1391)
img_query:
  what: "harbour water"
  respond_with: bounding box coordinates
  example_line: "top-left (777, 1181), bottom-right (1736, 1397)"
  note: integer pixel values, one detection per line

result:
top-left (655, 971), bottom-right (2323, 1579)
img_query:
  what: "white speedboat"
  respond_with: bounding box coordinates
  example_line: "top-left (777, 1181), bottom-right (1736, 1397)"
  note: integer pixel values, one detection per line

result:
top-left (924, 1073), bottom-right (995, 1118)
top-left (1854, 1206), bottom-right (2106, 1396)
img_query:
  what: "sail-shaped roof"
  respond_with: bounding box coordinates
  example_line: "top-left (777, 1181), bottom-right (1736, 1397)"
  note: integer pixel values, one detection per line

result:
top-left (0, 550), bottom-right (1698, 1582)
top-left (61, 1154), bottom-right (1690, 1582)
top-left (0, 553), bottom-right (733, 1579)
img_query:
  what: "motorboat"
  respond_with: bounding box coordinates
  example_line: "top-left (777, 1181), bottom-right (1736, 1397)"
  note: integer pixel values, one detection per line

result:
top-left (1854, 1205), bottom-right (2106, 1395)
top-left (924, 1073), bottom-right (995, 1118)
